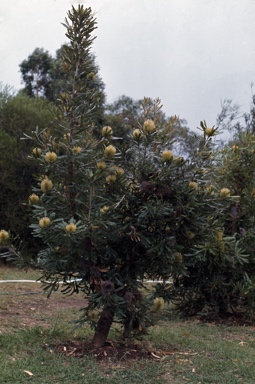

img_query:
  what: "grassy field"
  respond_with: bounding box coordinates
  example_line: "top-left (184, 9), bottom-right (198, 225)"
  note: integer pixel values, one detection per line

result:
top-left (1, 266), bottom-right (255, 383)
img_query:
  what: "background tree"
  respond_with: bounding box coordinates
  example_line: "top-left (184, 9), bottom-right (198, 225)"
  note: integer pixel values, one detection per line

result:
top-left (19, 48), bottom-right (54, 99)
top-left (104, 94), bottom-right (197, 157)
top-left (0, 93), bottom-right (58, 254)
top-left (19, 46), bottom-right (106, 128)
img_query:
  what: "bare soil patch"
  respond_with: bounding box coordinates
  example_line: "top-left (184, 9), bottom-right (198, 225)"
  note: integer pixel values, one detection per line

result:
top-left (0, 279), bottom-right (169, 364)
top-left (0, 282), bottom-right (86, 331)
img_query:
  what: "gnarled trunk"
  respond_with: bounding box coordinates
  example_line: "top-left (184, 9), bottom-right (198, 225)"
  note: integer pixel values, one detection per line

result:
top-left (92, 307), bottom-right (114, 348)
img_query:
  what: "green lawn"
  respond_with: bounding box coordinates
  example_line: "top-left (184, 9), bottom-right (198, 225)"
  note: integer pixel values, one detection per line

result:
top-left (1, 267), bottom-right (255, 383)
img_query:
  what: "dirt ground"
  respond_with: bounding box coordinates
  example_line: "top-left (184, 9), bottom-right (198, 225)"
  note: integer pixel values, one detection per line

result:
top-left (0, 280), bottom-right (160, 363)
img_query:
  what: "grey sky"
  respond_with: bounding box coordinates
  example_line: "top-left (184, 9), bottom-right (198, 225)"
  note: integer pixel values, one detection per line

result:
top-left (1, 0), bottom-right (255, 131)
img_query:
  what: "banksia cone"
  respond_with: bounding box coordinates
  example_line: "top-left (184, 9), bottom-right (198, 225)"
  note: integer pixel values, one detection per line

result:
top-left (205, 127), bottom-right (216, 136)
top-left (143, 119), bottom-right (155, 133)
top-left (72, 146), bottom-right (82, 154)
top-left (41, 177), bottom-right (53, 192)
top-left (39, 217), bottom-right (51, 228)
top-left (161, 150), bottom-right (173, 162)
top-left (0, 230), bottom-right (9, 243)
top-left (101, 126), bottom-right (113, 137)
top-left (29, 194), bottom-right (40, 205)
top-left (45, 152), bottom-right (57, 162)
top-left (219, 188), bottom-right (230, 197)
top-left (104, 145), bottom-right (116, 158)
top-left (153, 297), bottom-right (164, 311)
top-left (32, 147), bottom-right (42, 157)
top-left (133, 129), bottom-right (143, 141)
top-left (65, 223), bottom-right (77, 232)
top-left (96, 161), bottom-right (107, 170)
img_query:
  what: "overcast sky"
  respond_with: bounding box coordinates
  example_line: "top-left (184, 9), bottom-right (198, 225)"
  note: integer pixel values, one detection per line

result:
top-left (1, 0), bottom-right (255, 131)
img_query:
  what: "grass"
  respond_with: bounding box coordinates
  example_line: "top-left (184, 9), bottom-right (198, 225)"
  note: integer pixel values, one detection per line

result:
top-left (1, 266), bottom-right (255, 383)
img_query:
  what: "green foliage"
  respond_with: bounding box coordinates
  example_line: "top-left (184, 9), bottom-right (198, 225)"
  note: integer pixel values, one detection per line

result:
top-left (0, 94), bottom-right (58, 254)
top-left (104, 95), bottom-right (197, 157)
top-left (19, 42), bottom-right (106, 128)
top-left (19, 47), bottom-right (54, 98)
top-left (6, 5), bottom-right (255, 345)
top-left (158, 124), bottom-right (255, 318)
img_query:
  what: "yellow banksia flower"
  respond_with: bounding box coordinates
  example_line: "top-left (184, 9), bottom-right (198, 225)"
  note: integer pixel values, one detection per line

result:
top-left (106, 174), bottom-right (116, 184)
top-left (161, 150), bottom-right (173, 162)
top-left (28, 193), bottom-right (40, 205)
top-left (32, 147), bottom-right (42, 157)
top-left (63, 133), bottom-right (70, 141)
top-left (96, 161), bottom-right (107, 170)
top-left (45, 151), bottom-right (57, 162)
top-left (112, 166), bottom-right (124, 177)
top-left (219, 188), bottom-right (230, 197)
top-left (174, 252), bottom-right (183, 263)
top-left (39, 217), bottom-right (51, 228)
top-left (143, 119), bottom-right (156, 133)
top-left (101, 126), bottom-right (113, 137)
top-left (72, 146), bottom-right (82, 154)
top-left (0, 230), bottom-right (9, 243)
top-left (232, 145), bottom-right (239, 152)
top-left (133, 129), bottom-right (143, 141)
top-left (65, 223), bottom-right (77, 233)
top-left (153, 297), bottom-right (164, 312)
top-left (189, 181), bottom-right (198, 190)
top-left (41, 177), bottom-right (53, 192)
top-left (205, 127), bottom-right (216, 136)
top-left (101, 205), bottom-right (110, 213)
top-left (104, 145), bottom-right (116, 158)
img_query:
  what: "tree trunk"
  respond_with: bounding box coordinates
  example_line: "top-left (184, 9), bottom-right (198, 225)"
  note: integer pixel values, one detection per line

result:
top-left (92, 307), bottom-right (114, 348)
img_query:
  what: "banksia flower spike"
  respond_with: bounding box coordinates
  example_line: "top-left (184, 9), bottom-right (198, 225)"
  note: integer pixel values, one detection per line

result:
top-left (101, 126), bottom-right (113, 137)
top-left (219, 188), bottom-right (230, 198)
top-left (153, 297), bottom-right (164, 311)
top-left (96, 161), bottom-right (107, 170)
top-left (204, 127), bottom-right (216, 137)
top-left (143, 119), bottom-right (156, 133)
top-left (65, 223), bottom-right (77, 232)
top-left (72, 146), bottom-right (82, 154)
top-left (0, 230), bottom-right (9, 243)
top-left (104, 145), bottom-right (116, 158)
top-left (29, 194), bottom-right (40, 205)
top-left (161, 150), bottom-right (173, 162)
top-left (41, 177), bottom-right (53, 192)
top-left (39, 217), bottom-right (51, 228)
top-left (133, 129), bottom-right (143, 141)
top-left (45, 151), bottom-right (58, 162)
top-left (32, 147), bottom-right (42, 157)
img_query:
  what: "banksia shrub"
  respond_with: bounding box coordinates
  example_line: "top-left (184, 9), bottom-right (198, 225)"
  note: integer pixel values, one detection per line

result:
top-left (9, 6), bottom-right (255, 347)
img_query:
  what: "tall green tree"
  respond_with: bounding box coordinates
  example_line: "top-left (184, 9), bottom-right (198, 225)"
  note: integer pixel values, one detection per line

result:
top-left (4, 6), bottom-right (252, 349)
top-left (19, 48), bottom-right (54, 99)
top-left (19, 45), bottom-right (106, 128)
